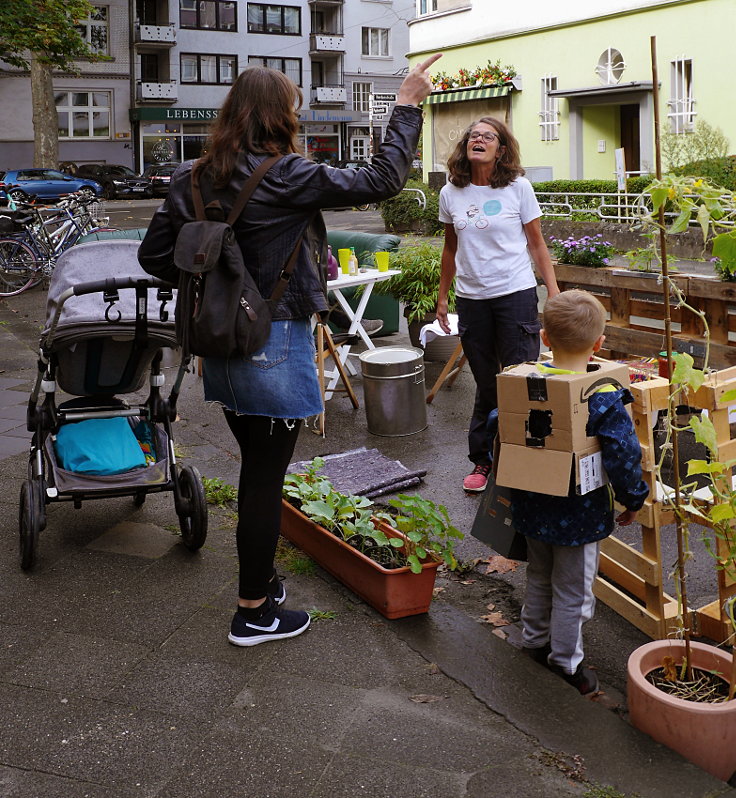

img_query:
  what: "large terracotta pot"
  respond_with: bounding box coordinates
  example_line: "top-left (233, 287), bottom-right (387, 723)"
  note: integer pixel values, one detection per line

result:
top-left (627, 639), bottom-right (736, 781)
top-left (280, 500), bottom-right (440, 619)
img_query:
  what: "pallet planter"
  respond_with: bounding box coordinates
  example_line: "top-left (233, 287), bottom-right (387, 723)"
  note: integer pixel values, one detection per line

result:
top-left (280, 499), bottom-right (440, 619)
top-left (554, 262), bottom-right (736, 369)
top-left (594, 368), bottom-right (736, 643)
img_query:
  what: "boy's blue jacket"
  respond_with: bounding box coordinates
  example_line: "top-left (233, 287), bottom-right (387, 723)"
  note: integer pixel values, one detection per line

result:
top-left (503, 387), bottom-right (649, 546)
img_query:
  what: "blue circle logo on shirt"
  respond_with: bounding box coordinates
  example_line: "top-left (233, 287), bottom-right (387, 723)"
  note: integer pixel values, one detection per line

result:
top-left (483, 199), bottom-right (502, 216)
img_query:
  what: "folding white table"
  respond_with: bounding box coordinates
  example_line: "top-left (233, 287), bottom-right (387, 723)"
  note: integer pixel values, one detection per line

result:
top-left (322, 268), bottom-right (400, 399)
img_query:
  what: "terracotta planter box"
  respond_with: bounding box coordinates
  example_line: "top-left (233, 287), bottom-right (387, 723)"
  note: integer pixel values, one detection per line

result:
top-left (280, 499), bottom-right (440, 619)
top-left (628, 640), bottom-right (736, 781)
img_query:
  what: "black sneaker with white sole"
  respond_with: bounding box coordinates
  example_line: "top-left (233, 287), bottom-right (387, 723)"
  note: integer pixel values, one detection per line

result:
top-left (228, 597), bottom-right (310, 647)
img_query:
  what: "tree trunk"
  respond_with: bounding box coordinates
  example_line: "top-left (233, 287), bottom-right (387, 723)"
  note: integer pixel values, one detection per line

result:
top-left (30, 55), bottom-right (58, 168)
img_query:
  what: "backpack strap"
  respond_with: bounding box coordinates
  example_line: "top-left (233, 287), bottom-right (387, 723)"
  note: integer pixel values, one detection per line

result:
top-left (190, 155), bottom-right (282, 223)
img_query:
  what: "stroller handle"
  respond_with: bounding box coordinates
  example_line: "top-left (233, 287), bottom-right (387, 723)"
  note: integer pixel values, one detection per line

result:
top-left (72, 276), bottom-right (171, 296)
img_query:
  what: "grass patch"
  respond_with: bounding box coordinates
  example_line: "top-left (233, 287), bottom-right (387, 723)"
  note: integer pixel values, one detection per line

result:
top-left (202, 476), bottom-right (237, 507)
top-left (308, 609), bottom-right (337, 621)
top-left (275, 538), bottom-right (316, 575)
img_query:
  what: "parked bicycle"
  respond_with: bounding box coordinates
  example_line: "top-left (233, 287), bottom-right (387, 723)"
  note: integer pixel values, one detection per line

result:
top-left (0, 192), bottom-right (116, 296)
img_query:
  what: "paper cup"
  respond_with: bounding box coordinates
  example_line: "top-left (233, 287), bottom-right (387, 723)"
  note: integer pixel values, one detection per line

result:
top-left (338, 248), bottom-right (351, 274)
top-left (374, 251), bottom-right (390, 272)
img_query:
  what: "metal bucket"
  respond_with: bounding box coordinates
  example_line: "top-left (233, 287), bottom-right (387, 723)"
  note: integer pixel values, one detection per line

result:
top-left (359, 346), bottom-right (428, 436)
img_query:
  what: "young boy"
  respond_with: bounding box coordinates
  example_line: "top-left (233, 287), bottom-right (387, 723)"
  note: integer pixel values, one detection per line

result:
top-left (509, 289), bottom-right (649, 696)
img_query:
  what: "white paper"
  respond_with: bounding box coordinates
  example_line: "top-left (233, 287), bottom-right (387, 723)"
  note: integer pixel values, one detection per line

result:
top-left (578, 451), bottom-right (608, 495)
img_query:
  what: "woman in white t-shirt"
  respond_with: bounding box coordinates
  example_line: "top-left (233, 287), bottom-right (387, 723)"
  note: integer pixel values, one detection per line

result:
top-left (436, 117), bottom-right (560, 493)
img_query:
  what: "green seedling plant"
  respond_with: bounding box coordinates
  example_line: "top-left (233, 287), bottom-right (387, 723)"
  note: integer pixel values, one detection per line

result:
top-left (283, 458), bottom-right (463, 572)
top-left (386, 493), bottom-right (463, 573)
top-left (202, 476), bottom-right (238, 507)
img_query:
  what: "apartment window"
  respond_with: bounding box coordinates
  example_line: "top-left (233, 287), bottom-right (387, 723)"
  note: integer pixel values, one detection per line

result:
top-left (181, 53), bottom-right (237, 84)
top-left (247, 4), bottom-right (301, 35)
top-left (248, 56), bottom-right (302, 86)
top-left (56, 91), bottom-right (111, 139)
top-left (417, 0), bottom-right (437, 14)
top-left (352, 82), bottom-right (373, 113)
top-left (669, 57), bottom-right (696, 134)
top-left (180, 0), bottom-right (237, 31)
top-left (539, 75), bottom-right (559, 141)
top-left (74, 6), bottom-right (109, 54)
top-left (362, 27), bottom-right (389, 57)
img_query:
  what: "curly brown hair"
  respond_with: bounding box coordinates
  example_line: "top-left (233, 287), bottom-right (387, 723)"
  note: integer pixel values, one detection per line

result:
top-left (446, 117), bottom-right (525, 189)
top-left (198, 66), bottom-right (303, 186)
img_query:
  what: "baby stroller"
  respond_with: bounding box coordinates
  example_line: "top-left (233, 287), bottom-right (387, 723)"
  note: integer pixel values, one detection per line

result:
top-left (19, 238), bottom-right (207, 569)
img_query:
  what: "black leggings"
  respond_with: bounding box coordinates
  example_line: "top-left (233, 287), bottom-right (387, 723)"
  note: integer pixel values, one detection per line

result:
top-left (223, 411), bottom-right (301, 600)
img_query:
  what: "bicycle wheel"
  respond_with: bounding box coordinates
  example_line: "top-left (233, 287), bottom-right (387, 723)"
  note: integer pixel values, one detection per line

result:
top-left (0, 238), bottom-right (40, 297)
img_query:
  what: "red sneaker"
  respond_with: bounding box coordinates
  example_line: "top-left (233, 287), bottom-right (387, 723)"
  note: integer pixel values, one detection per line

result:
top-left (463, 463), bottom-right (491, 493)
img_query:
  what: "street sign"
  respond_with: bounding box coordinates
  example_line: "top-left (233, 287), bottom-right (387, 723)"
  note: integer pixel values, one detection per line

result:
top-left (372, 93), bottom-right (397, 103)
top-left (372, 114), bottom-right (386, 121)
top-left (371, 105), bottom-right (388, 115)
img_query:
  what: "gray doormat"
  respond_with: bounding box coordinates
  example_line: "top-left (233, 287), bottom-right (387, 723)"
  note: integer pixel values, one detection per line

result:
top-left (287, 447), bottom-right (426, 499)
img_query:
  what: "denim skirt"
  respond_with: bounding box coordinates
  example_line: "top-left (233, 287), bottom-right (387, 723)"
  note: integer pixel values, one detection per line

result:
top-left (202, 319), bottom-right (323, 419)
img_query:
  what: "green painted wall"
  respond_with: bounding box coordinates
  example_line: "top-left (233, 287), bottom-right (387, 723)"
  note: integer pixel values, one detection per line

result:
top-left (418, 0), bottom-right (734, 180)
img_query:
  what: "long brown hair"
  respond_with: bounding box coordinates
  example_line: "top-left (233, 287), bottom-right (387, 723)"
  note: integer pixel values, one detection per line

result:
top-left (446, 117), bottom-right (524, 189)
top-left (198, 66), bottom-right (303, 186)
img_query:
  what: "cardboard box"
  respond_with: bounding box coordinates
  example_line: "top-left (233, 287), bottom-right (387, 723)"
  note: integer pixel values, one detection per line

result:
top-left (495, 360), bottom-right (630, 497)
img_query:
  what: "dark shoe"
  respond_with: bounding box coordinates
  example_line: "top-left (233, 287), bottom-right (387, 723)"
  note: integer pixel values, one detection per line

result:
top-left (360, 319), bottom-right (383, 336)
top-left (550, 663), bottom-right (600, 696)
top-left (268, 578), bottom-right (286, 606)
top-left (463, 462), bottom-right (491, 493)
top-left (228, 598), bottom-right (310, 647)
top-left (522, 643), bottom-right (551, 666)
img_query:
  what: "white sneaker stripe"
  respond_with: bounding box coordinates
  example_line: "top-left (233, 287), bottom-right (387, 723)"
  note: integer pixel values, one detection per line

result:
top-left (245, 617), bottom-right (280, 632)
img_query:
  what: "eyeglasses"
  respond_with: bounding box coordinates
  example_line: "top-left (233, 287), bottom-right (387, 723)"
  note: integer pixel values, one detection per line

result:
top-left (468, 131), bottom-right (499, 144)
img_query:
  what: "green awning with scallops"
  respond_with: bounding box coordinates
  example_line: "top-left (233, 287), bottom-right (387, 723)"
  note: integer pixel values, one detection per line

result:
top-left (424, 85), bottom-right (512, 105)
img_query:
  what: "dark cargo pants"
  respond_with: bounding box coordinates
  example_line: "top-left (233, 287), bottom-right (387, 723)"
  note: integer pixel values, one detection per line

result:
top-left (457, 287), bottom-right (542, 465)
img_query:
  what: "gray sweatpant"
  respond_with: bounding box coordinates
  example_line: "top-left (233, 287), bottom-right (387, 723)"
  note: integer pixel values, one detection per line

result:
top-left (521, 538), bottom-right (601, 675)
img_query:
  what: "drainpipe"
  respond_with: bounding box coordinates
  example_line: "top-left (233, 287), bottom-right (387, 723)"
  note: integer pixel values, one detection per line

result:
top-left (129, 0), bottom-right (140, 171)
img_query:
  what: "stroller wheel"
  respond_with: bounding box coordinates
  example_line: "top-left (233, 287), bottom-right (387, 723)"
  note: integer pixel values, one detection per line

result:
top-left (19, 480), bottom-right (41, 570)
top-left (133, 490), bottom-right (146, 508)
top-left (177, 465), bottom-right (208, 551)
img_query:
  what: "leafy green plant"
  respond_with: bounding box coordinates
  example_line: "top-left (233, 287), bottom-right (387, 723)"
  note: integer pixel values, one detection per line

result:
top-left (623, 246), bottom-right (659, 272)
top-left (662, 118), bottom-right (730, 172)
top-left (371, 240), bottom-right (453, 323)
top-left (307, 609), bottom-right (337, 621)
top-left (202, 476), bottom-right (237, 507)
top-left (380, 179), bottom-right (442, 236)
top-left (385, 493), bottom-right (463, 572)
top-left (283, 458), bottom-right (463, 573)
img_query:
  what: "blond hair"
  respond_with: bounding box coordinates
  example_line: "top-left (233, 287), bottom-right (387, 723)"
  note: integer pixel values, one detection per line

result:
top-left (543, 290), bottom-right (606, 354)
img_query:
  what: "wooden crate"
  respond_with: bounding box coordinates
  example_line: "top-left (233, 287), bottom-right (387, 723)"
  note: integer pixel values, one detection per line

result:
top-left (596, 369), bottom-right (736, 642)
top-left (555, 263), bottom-right (736, 369)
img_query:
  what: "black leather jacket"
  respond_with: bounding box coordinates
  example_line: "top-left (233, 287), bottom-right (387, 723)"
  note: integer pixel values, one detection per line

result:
top-left (138, 105), bottom-right (423, 320)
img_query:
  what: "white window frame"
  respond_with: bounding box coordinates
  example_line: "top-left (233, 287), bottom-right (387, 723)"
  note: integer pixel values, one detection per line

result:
top-left (539, 74), bottom-right (559, 142)
top-left (361, 27), bottom-right (389, 58)
top-left (669, 56), bottom-right (696, 134)
top-left (352, 81), bottom-right (373, 113)
top-left (248, 56), bottom-right (302, 87)
top-left (417, 0), bottom-right (437, 14)
top-left (75, 6), bottom-right (109, 55)
top-left (56, 91), bottom-right (111, 139)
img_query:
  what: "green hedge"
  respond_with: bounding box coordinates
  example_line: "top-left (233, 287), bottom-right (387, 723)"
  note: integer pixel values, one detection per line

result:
top-left (673, 156), bottom-right (736, 191)
top-left (380, 179), bottom-right (443, 236)
top-left (531, 176), bottom-right (653, 194)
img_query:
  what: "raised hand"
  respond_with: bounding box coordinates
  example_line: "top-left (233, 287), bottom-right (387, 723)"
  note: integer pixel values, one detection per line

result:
top-left (397, 53), bottom-right (442, 107)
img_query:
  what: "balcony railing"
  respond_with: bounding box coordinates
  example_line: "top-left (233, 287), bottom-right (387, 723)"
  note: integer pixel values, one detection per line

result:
top-left (308, 0), bottom-right (344, 5)
top-left (135, 23), bottom-right (176, 46)
top-left (137, 81), bottom-right (178, 102)
top-left (311, 86), bottom-right (347, 104)
top-left (309, 33), bottom-right (345, 53)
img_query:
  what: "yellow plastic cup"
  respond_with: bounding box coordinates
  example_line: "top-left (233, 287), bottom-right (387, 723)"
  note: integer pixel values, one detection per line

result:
top-left (374, 251), bottom-right (390, 272)
top-left (337, 248), bottom-right (351, 275)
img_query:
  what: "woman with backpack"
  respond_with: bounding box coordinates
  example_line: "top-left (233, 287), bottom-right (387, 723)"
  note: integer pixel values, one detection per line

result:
top-left (138, 56), bottom-right (439, 647)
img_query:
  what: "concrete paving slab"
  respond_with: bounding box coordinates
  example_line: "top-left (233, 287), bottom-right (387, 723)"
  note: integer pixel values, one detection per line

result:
top-left (4, 631), bottom-right (150, 700)
top-left (0, 766), bottom-right (130, 798)
top-left (86, 521), bottom-right (178, 559)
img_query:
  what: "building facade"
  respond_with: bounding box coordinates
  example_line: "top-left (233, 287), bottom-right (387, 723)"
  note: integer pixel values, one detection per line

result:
top-left (409, 0), bottom-right (735, 182)
top-left (0, 0), bottom-right (413, 173)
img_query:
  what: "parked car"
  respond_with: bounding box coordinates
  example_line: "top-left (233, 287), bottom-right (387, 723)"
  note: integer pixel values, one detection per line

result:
top-left (74, 164), bottom-right (153, 200)
top-left (0, 169), bottom-right (103, 204)
top-left (142, 163), bottom-right (179, 197)
top-left (336, 159), bottom-right (370, 170)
